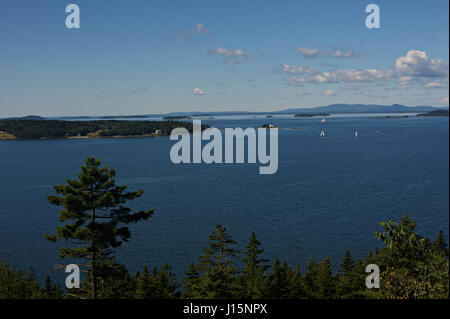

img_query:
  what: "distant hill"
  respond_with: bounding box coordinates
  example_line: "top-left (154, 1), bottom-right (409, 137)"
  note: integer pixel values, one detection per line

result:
top-left (279, 104), bottom-right (441, 114)
top-left (3, 104), bottom-right (445, 120)
top-left (1, 115), bottom-right (46, 120)
top-left (417, 109), bottom-right (449, 117)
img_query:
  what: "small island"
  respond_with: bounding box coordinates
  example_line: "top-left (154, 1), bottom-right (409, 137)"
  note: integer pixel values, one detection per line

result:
top-left (417, 110), bottom-right (449, 117)
top-left (294, 113), bottom-right (330, 117)
top-left (373, 115), bottom-right (409, 119)
top-left (260, 124), bottom-right (278, 129)
top-left (163, 115), bottom-right (191, 120)
top-left (0, 119), bottom-right (207, 140)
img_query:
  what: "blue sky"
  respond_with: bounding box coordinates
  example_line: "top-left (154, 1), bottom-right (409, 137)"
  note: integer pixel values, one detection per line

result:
top-left (0, 0), bottom-right (448, 117)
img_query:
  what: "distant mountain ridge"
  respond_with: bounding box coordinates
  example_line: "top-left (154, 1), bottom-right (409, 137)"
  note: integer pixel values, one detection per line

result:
top-left (279, 104), bottom-right (442, 114)
top-left (2, 104), bottom-right (446, 120)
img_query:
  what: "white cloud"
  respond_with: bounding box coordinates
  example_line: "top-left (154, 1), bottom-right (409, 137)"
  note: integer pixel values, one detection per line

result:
top-left (425, 81), bottom-right (443, 88)
top-left (193, 88), bottom-right (206, 95)
top-left (442, 97), bottom-right (449, 104)
top-left (281, 64), bottom-right (392, 84)
top-left (296, 46), bottom-right (363, 59)
top-left (281, 50), bottom-right (448, 89)
top-left (195, 23), bottom-right (211, 35)
top-left (177, 23), bottom-right (212, 43)
top-left (211, 48), bottom-right (246, 58)
top-left (394, 50), bottom-right (448, 78)
top-left (296, 47), bottom-right (324, 58)
top-left (324, 90), bottom-right (336, 96)
top-left (210, 47), bottom-right (247, 65)
top-left (332, 48), bottom-right (363, 58)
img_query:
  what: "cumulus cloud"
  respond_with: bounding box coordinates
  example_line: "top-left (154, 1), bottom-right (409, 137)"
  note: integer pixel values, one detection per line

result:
top-left (210, 47), bottom-right (247, 65)
top-left (296, 47), bottom-right (324, 58)
top-left (177, 22), bottom-right (212, 43)
top-left (193, 88), bottom-right (206, 95)
top-left (194, 23), bottom-right (212, 35)
top-left (281, 50), bottom-right (448, 89)
top-left (394, 50), bottom-right (448, 78)
top-left (324, 90), bottom-right (336, 96)
top-left (296, 46), bottom-right (363, 59)
top-left (211, 48), bottom-right (246, 58)
top-left (281, 64), bottom-right (393, 84)
top-left (425, 81), bottom-right (443, 88)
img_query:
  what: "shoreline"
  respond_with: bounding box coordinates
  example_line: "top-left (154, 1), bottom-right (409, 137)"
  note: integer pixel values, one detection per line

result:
top-left (0, 133), bottom-right (167, 141)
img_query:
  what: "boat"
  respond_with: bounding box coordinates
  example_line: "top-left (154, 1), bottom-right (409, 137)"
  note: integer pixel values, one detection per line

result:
top-left (355, 130), bottom-right (358, 137)
top-left (321, 118), bottom-right (326, 123)
top-left (320, 130), bottom-right (326, 137)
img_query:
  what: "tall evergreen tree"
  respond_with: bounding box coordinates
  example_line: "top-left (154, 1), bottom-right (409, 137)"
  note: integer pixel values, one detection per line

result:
top-left (135, 264), bottom-right (179, 299)
top-left (264, 258), bottom-right (290, 299)
top-left (302, 258), bottom-right (318, 298)
top-left (182, 263), bottom-right (201, 298)
top-left (239, 232), bottom-right (269, 298)
top-left (433, 230), bottom-right (449, 259)
top-left (196, 224), bottom-right (239, 298)
top-left (340, 249), bottom-right (354, 275)
top-left (287, 265), bottom-right (304, 299)
top-left (46, 157), bottom-right (154, 299)
top-left (315, 256), bottom-right (335, 299)
top-left (336, 250), bottom-right (360, 298)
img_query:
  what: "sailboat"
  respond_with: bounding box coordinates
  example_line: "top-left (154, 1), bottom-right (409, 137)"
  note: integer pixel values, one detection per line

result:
top-left (355, 130), bottom-right (358, 137)
top-left (321, 118), bottom-right (326, 123)
top-left (320, 130), bottom-right (326, 137)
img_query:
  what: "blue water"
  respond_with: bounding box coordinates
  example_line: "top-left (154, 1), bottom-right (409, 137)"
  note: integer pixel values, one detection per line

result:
top-left (0, 115), bottom-right (448, 284)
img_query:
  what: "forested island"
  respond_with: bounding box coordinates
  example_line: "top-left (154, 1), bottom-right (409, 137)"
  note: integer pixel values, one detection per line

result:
top-left (417, 110), bottom-right (449, 117)
top-left (294, 113), bottom-right (330, 117)
top-left (0, 119), bottom-right (206, 140)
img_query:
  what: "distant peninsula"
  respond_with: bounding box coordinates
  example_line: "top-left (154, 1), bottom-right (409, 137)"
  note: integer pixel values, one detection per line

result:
top-left (417, 110), bottom-right (449, 117)
top-left (294, 113), bottom-right (330, 117)
top-left (0, 119), bottom-right (207, 140)
top-left (163, 115), bottom-right (191, 120)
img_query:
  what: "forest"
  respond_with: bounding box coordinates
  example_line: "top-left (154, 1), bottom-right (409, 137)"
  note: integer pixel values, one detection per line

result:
top-left (0, 158), bottom-right (448, 299)
top-left (0, 119), bottom-right (206, 140)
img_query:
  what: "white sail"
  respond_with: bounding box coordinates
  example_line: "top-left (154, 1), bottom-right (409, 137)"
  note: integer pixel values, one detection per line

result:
top-left (355, 131), bottom-right (358, 137)
top-left (320, 130), bottom-right (325, 137)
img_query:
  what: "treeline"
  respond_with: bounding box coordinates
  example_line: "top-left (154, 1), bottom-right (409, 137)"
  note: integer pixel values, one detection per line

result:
top-left (417, 110), bottom-right (449, 117)
top-left (0, 158), bottom-right (448, 299)
top-left (0, 119), bottom-right (206, 139)
top-left (1, 222), bottom-right (448, 299)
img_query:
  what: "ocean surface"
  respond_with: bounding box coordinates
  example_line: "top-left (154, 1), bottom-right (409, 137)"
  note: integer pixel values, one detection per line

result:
top-left (0, 114), bottom-right (448, 284)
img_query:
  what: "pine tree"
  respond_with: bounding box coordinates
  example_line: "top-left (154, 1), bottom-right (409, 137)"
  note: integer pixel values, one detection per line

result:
top-left (287, 265), bottom-right (304, 298)
top-left (316, 256), bottom-right (335, 299)
top-left (340, 249), bottom-right (354, 275)
top-left (302, 258), bottom-right (318, 298)
top-left (41, 275), bottom-right (62, 299)
top-left (182, 263), bottom-right (201, 298)
top-left (135, 266), bottom-right (152, 299)
top-left (46, 157), bottom-right (154, 299)
top-left (433, 230), bottom-right (449, 259)
top-left (336, 250), bottom-right (358, 298)
top-left (196, 225), bottom-right (239, 298)
top-left (264, 258), bottom-right (290, 298)
top-left (238, 232), bottom-right (268, 298)
top-left (197, 224), bottom-right (238, 271)
top-left (242, 232), bottom-right (269, 271)
top-left (96, 260), bottom-right (135, 299)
